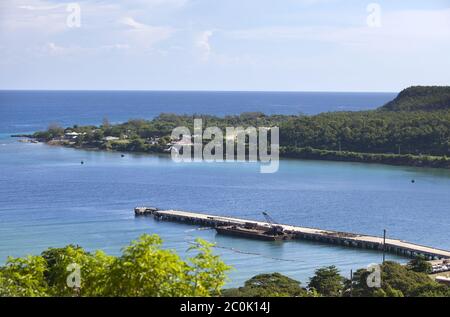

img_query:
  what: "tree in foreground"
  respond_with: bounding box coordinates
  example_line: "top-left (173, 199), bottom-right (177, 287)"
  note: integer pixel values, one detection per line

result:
top-left (222, 273), bottom-right (310, 297)
top-left (308, 265), bottom-right (345, 297)
top-left (2, 238), bottom-right (449, 297)
top-left (0, 256), bottom-right (48, 297)
top-left (346, 261), bottom-right (449, 297)
top-left (0, 234), bottom-right (231, 297)
top-left (407, 256), bottom-right (433, 274)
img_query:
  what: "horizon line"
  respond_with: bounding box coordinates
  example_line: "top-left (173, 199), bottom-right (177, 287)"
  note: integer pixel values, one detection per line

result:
top-left (0, 88), bottom-right (399, 94)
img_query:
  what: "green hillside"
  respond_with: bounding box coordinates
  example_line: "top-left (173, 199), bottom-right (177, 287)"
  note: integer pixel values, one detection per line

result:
top-left (380, 86), bottom-right (450, 111)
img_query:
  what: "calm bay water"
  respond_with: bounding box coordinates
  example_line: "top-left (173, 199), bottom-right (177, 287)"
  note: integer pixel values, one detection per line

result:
top-left (1, 90), bottom-right (449, 287)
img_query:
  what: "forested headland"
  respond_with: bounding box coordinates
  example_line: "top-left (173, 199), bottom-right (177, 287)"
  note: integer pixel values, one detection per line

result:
top-left (29, 86), bottom-right (450, 168)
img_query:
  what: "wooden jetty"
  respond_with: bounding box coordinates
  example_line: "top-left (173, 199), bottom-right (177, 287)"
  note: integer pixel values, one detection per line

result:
top-left (135, 207), bottom-right (450, 260)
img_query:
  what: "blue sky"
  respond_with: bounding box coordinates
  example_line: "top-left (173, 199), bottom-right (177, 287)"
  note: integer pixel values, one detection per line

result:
top-left (0, 0), bottom-right (449, 91)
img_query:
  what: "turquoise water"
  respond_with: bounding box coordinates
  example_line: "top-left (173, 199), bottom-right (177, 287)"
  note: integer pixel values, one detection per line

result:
top-left (1, 136), bottom-right (449, 286)
top-left (1, 91), bottom-right (449, 287)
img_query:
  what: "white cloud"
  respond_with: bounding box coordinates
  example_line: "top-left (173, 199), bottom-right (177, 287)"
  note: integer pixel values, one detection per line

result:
top-left (39, 41), bottom-right (131, 57)
top-left (1, 0), bottom-right (449, 90)
top-left (0, 0), bottom-right (67, 34)
top-left (226, 8), bottom-right (450, 52)
top-left (121, 16), bottom-right (148, 29)
top-left (0, 0), bottom-right (178, 58)
top-left (127, 0), bottom-right (189, 9)
top-left (119, 16), bottom-right (175, 49)
top-left (45, 41), bottom-right (64, 55)
top-left (18, 4), bottom-right (63, 11)
top-left (195, 30), bottom-right (213, 60)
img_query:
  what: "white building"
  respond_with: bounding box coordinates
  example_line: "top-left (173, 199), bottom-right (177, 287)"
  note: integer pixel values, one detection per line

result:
top-left (64, 131), bottom-right (80, 140)
top-left (103, 136), bottom-right (120, 141)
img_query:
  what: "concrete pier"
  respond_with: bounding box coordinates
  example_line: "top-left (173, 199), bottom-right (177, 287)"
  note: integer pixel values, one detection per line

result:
top-left (137, 207), bottom-right (450, 260)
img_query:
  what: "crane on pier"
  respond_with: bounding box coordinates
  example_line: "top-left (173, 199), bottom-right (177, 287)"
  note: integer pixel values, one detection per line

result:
top-left (262, 212), bottom-right (285, 235)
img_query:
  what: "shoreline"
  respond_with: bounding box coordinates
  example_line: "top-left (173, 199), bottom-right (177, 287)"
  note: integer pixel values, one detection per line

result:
top-left (22, 137), bottom-right (450, 170)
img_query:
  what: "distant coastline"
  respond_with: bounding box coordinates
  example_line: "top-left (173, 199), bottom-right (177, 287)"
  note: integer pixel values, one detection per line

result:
top-left (15, 135), bottom-right (450, 169)
top-left (20, 86), bottom-right (450, 169)
top-left (21, 136), bottom-right (450, 169)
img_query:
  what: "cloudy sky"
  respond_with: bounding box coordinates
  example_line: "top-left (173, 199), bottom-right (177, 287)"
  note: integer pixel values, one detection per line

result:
top-left (0, 0), bottom-right (449, 91)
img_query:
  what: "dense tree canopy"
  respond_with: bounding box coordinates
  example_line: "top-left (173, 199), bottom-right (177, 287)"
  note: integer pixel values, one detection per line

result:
top-left (308, 266), bottom-right (345, 297)
top-left (224, 261), bottom-right (449, 298)
top-left (407, 257), bottom-right (433, 274)
top-left (1, 240), bottom-right (448, 297)
top-left (380, 86), bottom-right (450, 112)
top-left (222, 273), bottom-right (310, 297)
top-left (0, 234), bottom-right (231, 297)
top-left (346, 262), bottom-right (449, 297)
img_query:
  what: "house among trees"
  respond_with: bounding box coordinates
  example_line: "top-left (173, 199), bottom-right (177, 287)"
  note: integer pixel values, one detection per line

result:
top-left (64, 131), bottom-right (80, 140)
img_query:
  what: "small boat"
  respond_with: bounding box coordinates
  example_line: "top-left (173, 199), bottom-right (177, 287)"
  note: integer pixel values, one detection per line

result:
top-left (215, 225), bottom-right (292, 241)
top-left (215, 211), bottom-right (294, 241)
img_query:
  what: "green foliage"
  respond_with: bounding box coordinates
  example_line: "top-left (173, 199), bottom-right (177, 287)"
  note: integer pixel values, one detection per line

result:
top-left (127, 137), bottom-right (148, 152)
top-left (222, 273), bottom-right (309, 297)
top-left (0, 256), bottom-right (49, 297)
top-left (102, 235), bottom-right (230, 297)
top-left (39, 245), bottom-right (114, 296)
top-left (103, 234), bottom-right (190, 296)
top-left (33, 123), bottom-right (65, 141)
top-left (278, 110), bottom-right (450, 156)
top-left (0, 234), bottom-right (230, 297)
top-left (281, 147), bottom-right (450, 168)
top-left (308, 266), bottom-right (345, 297)
top-left (347, 261), bottom-right (449, 297)
top-left (2, 246), bottom-right (449, 298)
top-left (380, 86), bottom-right (450, 111)
top-left (32, 131), bottom-right (53, 141)
top-left (224, 262), bottom-right (450, 298)
top-left (407, 257), bottom-right (433, 274)
top-left (187, 239), bottom-right (231, 296)
top-left (47, 123), bottom-right (65, 138)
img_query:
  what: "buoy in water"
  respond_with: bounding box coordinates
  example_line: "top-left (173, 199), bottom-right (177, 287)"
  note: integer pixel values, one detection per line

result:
top-left (411, 179), bottom-right (415, 183)
top-left (81, 161), bottom-right (84, 165)
top-left (121, 154), bottom-right (125, 157)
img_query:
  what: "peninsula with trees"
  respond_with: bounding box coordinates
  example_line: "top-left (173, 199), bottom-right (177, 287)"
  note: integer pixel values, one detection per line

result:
top-left (25, 86), bottom-right (450, 169)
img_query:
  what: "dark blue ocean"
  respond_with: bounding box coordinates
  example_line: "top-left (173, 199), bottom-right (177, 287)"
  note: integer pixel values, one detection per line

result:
top-left (0, 90), bottom-right (395, 134)
top-left (1, 90), bottom-right (449, 287)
